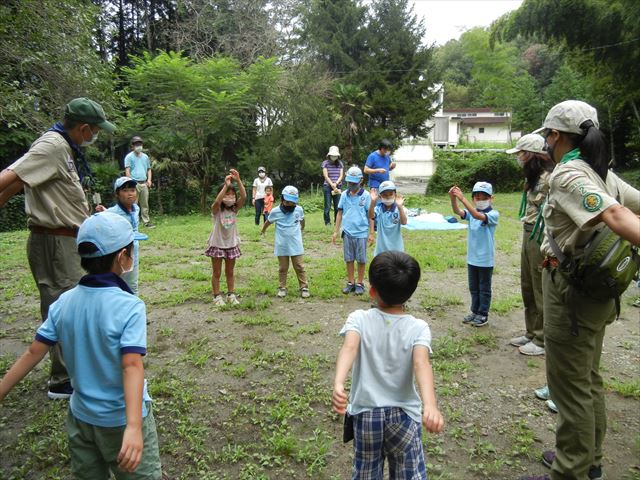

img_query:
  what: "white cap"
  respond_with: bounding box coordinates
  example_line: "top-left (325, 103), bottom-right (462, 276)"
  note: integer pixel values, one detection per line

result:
top-left (345, 166), bottom-right (363, 182)
top-left (113, 176), bottom-right (137, 192)
top-left (505, 134), bottom-right (546, 154)
top-left (378, 181), bottom-right (396, 194)
top-left (472, 181), bottom-right (493, 196)
top-left (327, 145), bottom-right (340, 158)
top-left (533, 100), bottom-right (599, 135)
top-left (258, 166), bottom-right (266, 173)
top-left (282, 185), bottom-right (299, 202)
top-left (77, 212), bottom-right (134, 258)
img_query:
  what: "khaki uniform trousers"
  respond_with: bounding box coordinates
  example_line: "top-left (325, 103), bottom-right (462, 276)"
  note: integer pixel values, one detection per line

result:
top-left (521, 227), bottom-right (545, 347)
top-left (27, 232), bottom-right (85, 387)
top-left (543, 267), bottom-right (615, 480)
top-left (278, 255), bottom-right (308, 290)
top-left (136, 182), bottom-right (150, 225)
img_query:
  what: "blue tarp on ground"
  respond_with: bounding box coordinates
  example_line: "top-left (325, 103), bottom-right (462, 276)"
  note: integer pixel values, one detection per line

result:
top-left (402, 216), bottom-right (467, 231)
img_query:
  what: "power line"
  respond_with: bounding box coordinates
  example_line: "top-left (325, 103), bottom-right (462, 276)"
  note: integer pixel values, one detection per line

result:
top-left (578, 36), bottom-right (640, 52)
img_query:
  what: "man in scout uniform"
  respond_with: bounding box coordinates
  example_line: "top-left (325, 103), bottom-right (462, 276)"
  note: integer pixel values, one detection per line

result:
top-left (0, 97), bottom-right (116, 399)
top-left (520, 101), bottom-right (640, 480)
top-left (124, 136), bottom-right (154, 228)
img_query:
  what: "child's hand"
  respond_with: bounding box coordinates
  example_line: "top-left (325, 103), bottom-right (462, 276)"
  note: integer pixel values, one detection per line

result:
top-left (229, 169), bottom-right (240, 181)
top-left (332, 231), bottom-right (338, 245)
top-left (225, 175), bottom-right (232, 186)
top-left (370, 189), bottom-right (378, 203)
top-left (396, 194), bottom-right (404, 207)
top-left (447, 186), bottom-right (457, 198)
top-left (332, 385), bottom-right (348, 415)
top-left (95, 204), bottom-right (106, 212)
top-left (422, 405), bottom-right (444, 434)
top-left (117, 424), bottom-right (143, 472)
top-left (368, 232), bottom-right (375, 246)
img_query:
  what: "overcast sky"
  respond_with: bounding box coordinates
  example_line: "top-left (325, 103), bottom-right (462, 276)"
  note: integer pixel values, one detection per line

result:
top-left (409, 0), bottom-right (524, 45)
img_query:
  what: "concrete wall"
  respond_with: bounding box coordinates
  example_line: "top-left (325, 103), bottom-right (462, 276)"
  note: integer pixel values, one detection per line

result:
top-left (391, 144), bottom-right (435, 178)
top-left (462, 124), bottom-right (511, 143)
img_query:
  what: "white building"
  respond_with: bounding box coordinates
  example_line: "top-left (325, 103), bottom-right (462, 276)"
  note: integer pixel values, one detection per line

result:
top-left (432, 108), bottom-right (514, 147)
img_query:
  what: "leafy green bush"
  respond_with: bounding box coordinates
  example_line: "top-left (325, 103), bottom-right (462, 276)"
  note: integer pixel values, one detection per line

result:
top-left (428, 150), bottom-right (522, 194)
top-left (617, 168), bottom-right (640, 189)
top-left (0, 194), bottom-right (27, 231)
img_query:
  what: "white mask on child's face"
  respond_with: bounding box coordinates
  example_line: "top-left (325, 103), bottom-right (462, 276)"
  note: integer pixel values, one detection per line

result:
top-left (258, 172), bottom-right (266, 178)
top-left (475, 200), bottom-right (491, 210)
top-left (222, 198), bottom-right (236, 207)
top-left (381, 198), bottom-right (395, 206)
top-left (119, 251), bottom-right (134, 275)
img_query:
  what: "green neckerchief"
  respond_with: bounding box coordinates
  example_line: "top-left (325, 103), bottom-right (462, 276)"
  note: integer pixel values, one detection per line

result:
top-left (560, 148), bottom-right (582, 164)
top-left (518, 190), bottom-right (527, 219)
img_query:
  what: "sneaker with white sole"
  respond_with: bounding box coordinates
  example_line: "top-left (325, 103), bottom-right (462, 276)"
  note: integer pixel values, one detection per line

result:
top-left (534, 385), bottom-right (550, 401)
top-left (226, 293), bottom-right (240, 305)
top-left (213, 294), bottom-right (226, 306)
top-left (519, 341), bottom-right (545, 356)
top-left (354, 283), bottom-right (365, 295)
top-left (546, 399), bottom-right (558, 413)
top-left (510, 335), bottom-right (530, 347)
top-left (300, 288), bottom-right (310, 298)
top-left (470, 315), bottom-right (488, 327)
top-left (48, 382), bottom-right (73, 400)
top-left (277, 288), bottom-right (287, 298)
top-left (462, 313), bottom-right (476, 324)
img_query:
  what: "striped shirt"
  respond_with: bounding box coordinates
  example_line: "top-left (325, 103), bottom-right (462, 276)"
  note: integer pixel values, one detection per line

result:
top-left (322, 159), bottom-right (344, 187)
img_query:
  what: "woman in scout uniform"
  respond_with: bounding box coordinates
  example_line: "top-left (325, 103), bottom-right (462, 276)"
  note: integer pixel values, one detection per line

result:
top-left (520, 101), bottom-right (640, 480)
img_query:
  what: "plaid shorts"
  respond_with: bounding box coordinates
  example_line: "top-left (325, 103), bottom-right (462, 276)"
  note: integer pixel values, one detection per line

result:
top-left (343, 233), bottom-right (367, 264)
top-left (205, 245), bottom-right (241, 259)
top-left (352, 407), bottom-right (427, 480)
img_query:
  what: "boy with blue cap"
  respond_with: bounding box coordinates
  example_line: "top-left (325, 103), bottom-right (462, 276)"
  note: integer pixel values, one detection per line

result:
top-left (332, 166), bottom-right (372, 295)
top-left (368, 180), bottom-right (408, 256)
top-left (448, 181), bottom-right (500, 327)
top-left (0, 212), bottom-right (162, 479)
top-left (262, 185), bottom-right (309, 298)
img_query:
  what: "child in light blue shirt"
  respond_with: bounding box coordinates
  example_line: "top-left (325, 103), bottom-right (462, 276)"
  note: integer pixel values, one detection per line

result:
top-left (332, 251), bottom-right (444, 479)
top-left (262, 185), bottom-right (309, 298)
top-left (449, 181), bottom-right (500, 327)
top-left (368, 180), bottom-right (407, 256)
top-left (332, 166), bottom-right (371, 295)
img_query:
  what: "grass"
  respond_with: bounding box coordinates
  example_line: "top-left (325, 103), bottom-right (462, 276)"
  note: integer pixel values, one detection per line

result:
top-left (1, 192), bottom-right (638, 479)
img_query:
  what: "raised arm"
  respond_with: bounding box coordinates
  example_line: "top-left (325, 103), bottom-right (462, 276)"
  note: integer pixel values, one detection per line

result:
top-left (448, 186), bottom-right (464, 218)
top-left (211, 176), bottom-right (231, 215)
top-left (230, 169), bottom-right (247, 209)
top-left (397, 195), bottom-right (408, 225)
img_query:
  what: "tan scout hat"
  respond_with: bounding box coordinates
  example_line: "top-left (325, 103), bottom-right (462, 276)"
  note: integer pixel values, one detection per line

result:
top-left (533, 100), bottom-right (599, 135)
top-left (505, 133), bottom-right (546, 154)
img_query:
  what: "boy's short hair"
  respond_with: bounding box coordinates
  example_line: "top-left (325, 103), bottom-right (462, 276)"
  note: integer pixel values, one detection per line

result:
top-left (78, 242), bottom-right (133, 274)
top-left (369, 251), bottom-right (421, 305)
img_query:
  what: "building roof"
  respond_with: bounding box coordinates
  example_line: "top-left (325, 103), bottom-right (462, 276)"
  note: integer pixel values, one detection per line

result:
top-left (459, 117), bottom-right (510, 125)
top-left (444, 108), bottom-right (495, 113)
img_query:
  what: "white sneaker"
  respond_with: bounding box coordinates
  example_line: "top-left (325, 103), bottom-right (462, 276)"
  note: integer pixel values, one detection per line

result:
top-left (213, 294), bottom-right (226, 306)
top-left (277, 288), bottom-right (287, 298)
top-left (534, 385), bottom-right (550, 401)
top-left (509, 335), bottom-right (530, 347)
top-left (546, 399), bottom-right (558, 413)
top-left (518, 341), bottom-right (545, 356)
top-left (300, 288), bottom-right (310, 298)
top-left (226, 293), bottom-right (240, 305)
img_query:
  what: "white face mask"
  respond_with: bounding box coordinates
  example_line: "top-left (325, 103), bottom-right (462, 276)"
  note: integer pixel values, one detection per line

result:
top-left (381, 198), bottom-right (395, 206)
top-left (222, 198), bottom-right (236, 207)
top-left (81, 130), bottom-right (99, 147)
top-left (475, 200), bottom-right (491, 210)
top-left (134, 145), bottom-right (143, 153)
top-left (258, 172), bottom-right (266, 178)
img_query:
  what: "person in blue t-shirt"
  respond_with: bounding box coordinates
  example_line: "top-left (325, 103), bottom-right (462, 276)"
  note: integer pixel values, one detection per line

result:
top-left (449, 181), bottom-right (500, 327)
top-left (332, 166), bottom-right (371, 295)
top-left (364, 139), bottom-right (396, 193)
top-left (368, 180), bottom-right (408, 256)
top-left (124, 136), bottom-right (154, 228)
top-left (0, 212), bottom-right (162, 479)
top-left (262, 185), bottom-right (309, 299)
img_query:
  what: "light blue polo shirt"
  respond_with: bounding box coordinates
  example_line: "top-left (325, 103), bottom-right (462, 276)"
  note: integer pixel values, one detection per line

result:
top-left (339, 308), bottom-right (432, 424)
top-left (267, 205), bottom-right (305, 257)
top-left (365, 150), bottom-right (391, 188)
top-left (124, 152), bottom-right (151, 182)
top-left (338, 189), bottom-right (371, 238)
top-left (36, 273), bottom-right (151, 428)
top-left (373, 202), bottom-right (404, 256)
top-left (462, 208), bottom-right (499, 267)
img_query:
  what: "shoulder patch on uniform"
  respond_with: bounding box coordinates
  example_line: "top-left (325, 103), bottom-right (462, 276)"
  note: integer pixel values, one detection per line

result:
top-left (582, 193), bottom-right (602, 212)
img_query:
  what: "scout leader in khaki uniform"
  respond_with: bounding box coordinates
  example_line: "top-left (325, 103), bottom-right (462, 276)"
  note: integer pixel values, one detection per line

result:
top-left (518, 101), bottom-right (640, 480)
top-left (506, 133), bottom-right (555, 357)
top-left (0, 98), bottom-right (116, 400)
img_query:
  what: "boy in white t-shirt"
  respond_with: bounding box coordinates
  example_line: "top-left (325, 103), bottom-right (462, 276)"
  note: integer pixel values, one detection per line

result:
top-left (332, 251), bottom-right (444, 479)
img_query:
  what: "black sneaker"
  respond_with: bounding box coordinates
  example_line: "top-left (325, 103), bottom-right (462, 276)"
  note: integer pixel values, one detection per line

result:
top-left (144, 222), bottom-right (156, 229)
top-left (471, 315), bottom-right (488, 327)
top-left (542, 451), bottom-right (602, 480)
top-left (48, 381), bottom-right (73, 400)
top-left (462, 313), bottom-right (476, 324)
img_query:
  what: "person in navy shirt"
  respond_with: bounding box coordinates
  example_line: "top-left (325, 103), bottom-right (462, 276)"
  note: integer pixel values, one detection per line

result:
top-left (368, 180), bottom-right (408, 256)
top-left (364, 139), bottom-right (396, 193)
top-left (0, 212), bottom-right (162, 478)
top-left (449, 181), bottom-right (500, 327)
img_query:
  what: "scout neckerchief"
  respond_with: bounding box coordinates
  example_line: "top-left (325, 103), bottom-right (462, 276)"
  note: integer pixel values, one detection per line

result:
top-left (48, 122), bottom-right (94, 187)
top-left (79, 272), bottom-right (134, 294)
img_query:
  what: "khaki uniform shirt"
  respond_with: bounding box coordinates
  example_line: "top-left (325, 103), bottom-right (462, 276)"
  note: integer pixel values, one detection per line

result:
top-left (541, 151), bottom-right (640, 257)
top-left (522, 170), bottom-right (550, 225)
top-left (8, 131), bottom-right (90, 229)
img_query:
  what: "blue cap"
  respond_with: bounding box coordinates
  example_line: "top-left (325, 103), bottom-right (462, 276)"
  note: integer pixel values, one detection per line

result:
top-left (472, 181), bottom-right (493, 196)
top-left (378, 181), bottom-right (396, 194)
top-left (114, 176), bottom-right (137, 192)
top-left (345, 166), bottom-right (363, 183)
top-left (282, 185), bottom-right (299, 202)
top-left (77, 212), bottom-right (134, 257)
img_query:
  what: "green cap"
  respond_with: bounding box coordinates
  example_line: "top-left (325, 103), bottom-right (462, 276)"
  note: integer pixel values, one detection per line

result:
top-left (64, 98), bottom-right (116, 133)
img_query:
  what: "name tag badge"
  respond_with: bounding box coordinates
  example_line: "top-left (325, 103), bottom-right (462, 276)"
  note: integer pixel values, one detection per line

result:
top-left (66, 155), bottom-right (75, 173)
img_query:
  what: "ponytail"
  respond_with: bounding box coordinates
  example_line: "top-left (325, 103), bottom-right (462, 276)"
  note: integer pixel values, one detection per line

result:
top-left (568, 120), bottom-right (609, 181)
